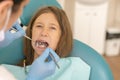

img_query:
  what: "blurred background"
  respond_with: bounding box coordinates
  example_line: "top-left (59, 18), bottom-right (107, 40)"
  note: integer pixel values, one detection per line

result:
top-left (57, 0), bottom-right (120, 79)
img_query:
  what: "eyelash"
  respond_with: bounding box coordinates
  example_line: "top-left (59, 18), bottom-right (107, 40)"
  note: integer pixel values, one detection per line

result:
top-left (35, 25), bottom-right (57, 30)
top-left (36, 25), bottom-right (42, 28)
top-left (50, 26), bottom-right (56, 30)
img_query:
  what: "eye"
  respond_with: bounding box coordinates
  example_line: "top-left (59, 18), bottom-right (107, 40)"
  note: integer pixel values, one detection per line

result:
top-left (36, 24), bottom-right (43, 28)
top-left (50, 26), bottom-right (57, 30)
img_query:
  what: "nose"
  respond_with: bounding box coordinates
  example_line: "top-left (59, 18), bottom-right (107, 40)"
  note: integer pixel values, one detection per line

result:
top-left (40, 28), bottom-right (48, 37)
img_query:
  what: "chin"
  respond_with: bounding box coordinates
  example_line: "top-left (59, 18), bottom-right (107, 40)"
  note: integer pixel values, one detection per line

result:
top-left (35, 50), bottom-right (44, 56)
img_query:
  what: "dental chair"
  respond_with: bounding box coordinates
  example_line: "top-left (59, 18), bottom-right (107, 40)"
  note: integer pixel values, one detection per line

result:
top-left (0, 0), bottom-right (114, 80)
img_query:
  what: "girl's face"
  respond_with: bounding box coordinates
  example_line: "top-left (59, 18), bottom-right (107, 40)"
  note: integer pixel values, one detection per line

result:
top-left (32, 13), bottom-right (61, 56)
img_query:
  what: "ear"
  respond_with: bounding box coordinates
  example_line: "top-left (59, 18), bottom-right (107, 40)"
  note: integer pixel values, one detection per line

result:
top-left (0, 1), bottom-right (13, 23)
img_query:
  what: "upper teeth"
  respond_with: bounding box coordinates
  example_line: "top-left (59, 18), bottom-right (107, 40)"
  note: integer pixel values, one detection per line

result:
top-left (35, 41), bottom-right (48, 48)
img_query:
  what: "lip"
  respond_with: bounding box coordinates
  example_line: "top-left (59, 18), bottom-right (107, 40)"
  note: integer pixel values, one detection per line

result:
top-left (35, 45), bottom-right (46, 50)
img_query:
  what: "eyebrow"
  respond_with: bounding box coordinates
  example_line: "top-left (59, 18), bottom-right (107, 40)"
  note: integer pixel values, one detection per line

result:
top-left (50, 23), bottom-right (59, 27)
top-left (34, 22), bottom-right (42, 24)
top-left (35, 22), bottom-right (59, 27)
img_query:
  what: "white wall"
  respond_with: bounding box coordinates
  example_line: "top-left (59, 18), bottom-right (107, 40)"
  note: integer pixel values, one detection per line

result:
top-left (57, 0), bottom-right (75, 29)
top-left (107, 0), bottom-right (120, 27)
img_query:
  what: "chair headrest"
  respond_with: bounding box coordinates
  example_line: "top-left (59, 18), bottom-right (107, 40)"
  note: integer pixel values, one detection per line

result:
top-left (20, 0), bottom-right (62, 26)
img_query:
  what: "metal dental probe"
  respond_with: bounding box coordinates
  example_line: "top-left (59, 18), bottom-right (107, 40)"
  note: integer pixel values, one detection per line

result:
top-left (11, 27), bottom-right (60, 69)
top-left (49, 52), bottom-right (60, 69)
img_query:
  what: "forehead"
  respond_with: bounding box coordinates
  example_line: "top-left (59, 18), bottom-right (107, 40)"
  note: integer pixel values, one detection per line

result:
top-left (35, 12), bottom-right (58, 23)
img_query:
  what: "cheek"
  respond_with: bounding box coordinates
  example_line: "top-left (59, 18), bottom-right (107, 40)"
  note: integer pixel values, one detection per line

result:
top-left (50, 34), bottom-right (61, 50)
top-left (32, 28), bottom-right (40, 40)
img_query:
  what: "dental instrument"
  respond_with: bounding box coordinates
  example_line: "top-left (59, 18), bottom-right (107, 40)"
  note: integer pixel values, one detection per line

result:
top-left (11, 27), bottom-right (33, 41)
top-left (11, 27), bottom-right (60, 69)
top-left (35, 41), bottom-right (60, 69)
top-left (49, 52), bottom-right (60, 69)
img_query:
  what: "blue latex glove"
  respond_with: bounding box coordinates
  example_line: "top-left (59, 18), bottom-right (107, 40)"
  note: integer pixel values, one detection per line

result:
top-left (26, 48), bottom-right (60, 80)
top-left (0, 22), bottom-right (25, 48)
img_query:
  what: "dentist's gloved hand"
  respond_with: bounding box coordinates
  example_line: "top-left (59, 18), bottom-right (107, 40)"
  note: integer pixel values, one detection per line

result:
top-left (26, 48), bottom-right (60, 80)
top-left (0, 21), bottom-right (25, 48)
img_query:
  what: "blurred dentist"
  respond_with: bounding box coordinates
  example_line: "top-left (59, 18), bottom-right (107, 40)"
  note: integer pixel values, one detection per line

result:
top-left (0, 0), bottom-right (29, 47)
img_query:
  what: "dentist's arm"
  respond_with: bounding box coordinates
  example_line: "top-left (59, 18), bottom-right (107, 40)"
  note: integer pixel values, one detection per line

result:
top-left (26, 48), bottom-right (60, 80)
top-left (0, 22), bottom-right (25, 48)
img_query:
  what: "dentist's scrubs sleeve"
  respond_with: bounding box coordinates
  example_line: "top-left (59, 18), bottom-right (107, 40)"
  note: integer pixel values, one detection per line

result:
top-left (0, 22), bottom-right (25, 48)
top-left (1, 57), bottom-right (91, 80)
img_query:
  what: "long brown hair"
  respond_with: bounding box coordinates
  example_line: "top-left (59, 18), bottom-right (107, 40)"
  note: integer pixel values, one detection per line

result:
top-left (24, 6), bottom-right (73, 65)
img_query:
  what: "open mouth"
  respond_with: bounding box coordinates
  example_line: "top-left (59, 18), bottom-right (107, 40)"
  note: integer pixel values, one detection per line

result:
top-left (35, 40), bottom-right (49, 48)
